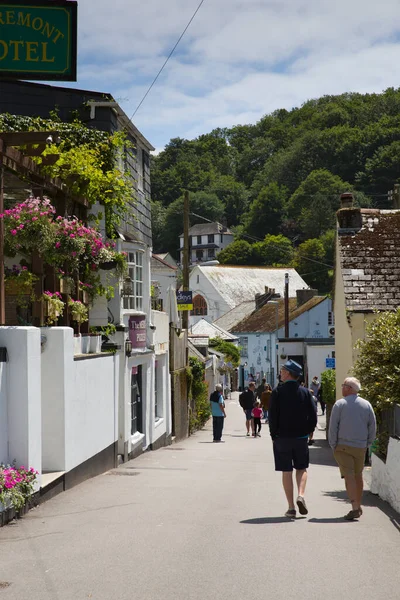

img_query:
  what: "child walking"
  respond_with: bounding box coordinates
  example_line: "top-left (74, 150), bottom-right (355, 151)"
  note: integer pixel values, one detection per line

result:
top-left (251, 401), bottom-right (263, 437)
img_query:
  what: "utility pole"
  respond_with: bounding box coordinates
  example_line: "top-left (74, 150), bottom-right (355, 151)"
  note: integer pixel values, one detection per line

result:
top-left (284, 272), bottom-right (289, 338)
top-left (394, 184), bottom-right (400, 209)
top-left (182, 190), bottom-right (190, 330)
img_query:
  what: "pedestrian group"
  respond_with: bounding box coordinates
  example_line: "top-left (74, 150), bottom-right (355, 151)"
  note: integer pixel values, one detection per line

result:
top-left (209, 359), bottom-right (376, 521)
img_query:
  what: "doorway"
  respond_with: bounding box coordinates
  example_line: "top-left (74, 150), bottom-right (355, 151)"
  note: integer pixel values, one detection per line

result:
top-left (131, 365), bottom-right (143, 435)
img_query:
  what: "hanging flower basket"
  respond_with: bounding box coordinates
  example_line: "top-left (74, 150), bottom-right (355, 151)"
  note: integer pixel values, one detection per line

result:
top-left (42, 291), bottom-right (65, 326)
top-left (99, 261), bottom-right (117, 271)
top-left (59, 277), bottom-right (74, 295)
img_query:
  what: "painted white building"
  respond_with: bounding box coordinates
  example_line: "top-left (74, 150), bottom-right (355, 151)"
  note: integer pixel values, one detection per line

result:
top-left (151, 254), bottom-right (178, 314)
top-left (179, 222), bottom-right (233, 265)
top-left (232, 293), bottom-right (333, 388)
top-left (189, 265), bottom-right (309, 325)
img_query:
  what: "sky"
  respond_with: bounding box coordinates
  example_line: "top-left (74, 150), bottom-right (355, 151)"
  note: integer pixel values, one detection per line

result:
top-left (65, 0), bottom-right (400, 152)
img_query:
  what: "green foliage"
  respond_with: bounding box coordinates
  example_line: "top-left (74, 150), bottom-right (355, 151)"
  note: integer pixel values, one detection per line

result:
top-left (320, 369), bottom-right (336, 405)
top-left (0, 113), bottom-right (134, 234)
top-left (353, 310), bottom-right (400, 413)
top-left (188, 357), bottom-right (210, 433)
top-left (292, 238), bottom-right (332, 292)
top-left (252, 234), bottom-right (293, 266)
top-left (209, 337), bottom-right (240, 368)
top-left (217, 240), bottom-right (253, 265)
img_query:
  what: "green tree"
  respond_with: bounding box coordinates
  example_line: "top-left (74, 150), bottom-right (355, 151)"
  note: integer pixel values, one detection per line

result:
top-left (244, 182), bottom-right (288, 238)
top-left (217, 240), bottom-right (253, 265)
top-left (292, 238), bottom-right (332, 292)
top-left (252, 234), bottom-right (293, 266)
top-left (207, 175), bottom-right (249, 226)
top-left (209, 337), bottom-right (240, 367)
top-left (288, 169), bottom-right (351, 219)
top-left (151, 200), bottom-right (167, 253)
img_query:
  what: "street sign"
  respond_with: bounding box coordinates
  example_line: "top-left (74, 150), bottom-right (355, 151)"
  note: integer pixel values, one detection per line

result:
top-left (325, 357), bottom-right (336, 369)
top-left (0, 1), bottom-right (77, 81)
top-left (176, 290), bottom-right (193, 311)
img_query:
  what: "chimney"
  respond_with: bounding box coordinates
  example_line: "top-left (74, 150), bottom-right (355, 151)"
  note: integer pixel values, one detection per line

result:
top-left (337, 192), bottom-right (362, 231)
top-left (296, 289), bottom-right (317, 307)
top-left (255, 287), bottom-right (276, 310)
top-left (340, 192), bottom-right (354, 208)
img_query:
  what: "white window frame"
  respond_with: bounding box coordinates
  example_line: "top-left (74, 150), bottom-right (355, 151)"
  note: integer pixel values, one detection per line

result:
top-left (123, 251), bottom-right (143, 311)
top-left (240, 337), bottom-right (248, 358)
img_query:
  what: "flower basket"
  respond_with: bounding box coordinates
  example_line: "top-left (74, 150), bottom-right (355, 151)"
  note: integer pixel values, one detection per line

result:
top-left (99, 261), bottom-right (117, 271)
top-left (5, 280), bottom-right (33, 295)
top-left (59, 277), bottom-right (74, 295)
top-left (82, 290), bottom-right (89, 304)
top-left (42, 292), bottom-right (65, 326)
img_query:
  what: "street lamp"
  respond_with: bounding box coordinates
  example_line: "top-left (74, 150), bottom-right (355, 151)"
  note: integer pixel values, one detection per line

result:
top-left (267, 300), bottom-right (279, 386)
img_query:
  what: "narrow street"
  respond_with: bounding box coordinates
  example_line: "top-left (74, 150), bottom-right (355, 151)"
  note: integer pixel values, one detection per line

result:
top-left (0, 392), bottom-right (399, 600)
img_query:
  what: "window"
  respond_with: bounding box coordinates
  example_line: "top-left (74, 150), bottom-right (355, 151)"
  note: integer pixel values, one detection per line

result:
top-left (266, 339), bottom-right (271, 360)
top-left (208, 234), bottom-right (214, 244)
top-left (208, 248), bottom-right (215, 258)
top-left (196, 250), bottom-right (203, 261)
top-left (197, 235), bottom-right (202, 244)
top-left (328, 311), bottom-right (335, 325)
top-left (240, 337), bottom-right (248, 357)
top-left (123, 251), bottom-right (143, 311)
top-left (191, 294), bottom-right (207, 316)
top-left (220, 233), bottom-right (223, 243)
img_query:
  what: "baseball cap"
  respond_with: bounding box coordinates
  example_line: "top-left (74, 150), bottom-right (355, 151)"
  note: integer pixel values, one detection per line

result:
top-left (281, 359), bottom-right (303, 377)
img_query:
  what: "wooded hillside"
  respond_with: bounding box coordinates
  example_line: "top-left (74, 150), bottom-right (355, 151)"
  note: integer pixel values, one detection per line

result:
top-left (151, 88), bottom-right (400, 291)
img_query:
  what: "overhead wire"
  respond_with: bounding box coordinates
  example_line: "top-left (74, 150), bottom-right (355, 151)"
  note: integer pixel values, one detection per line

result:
top-left (129, 0), bottom-right (206, 120)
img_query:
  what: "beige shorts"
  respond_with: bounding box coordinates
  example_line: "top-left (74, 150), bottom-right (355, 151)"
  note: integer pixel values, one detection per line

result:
top-left (333, 445), bottom-right (366, 477)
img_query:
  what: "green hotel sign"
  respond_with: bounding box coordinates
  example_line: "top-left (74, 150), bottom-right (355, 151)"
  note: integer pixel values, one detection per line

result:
top-left (0, 1), bottom-right (77, 81)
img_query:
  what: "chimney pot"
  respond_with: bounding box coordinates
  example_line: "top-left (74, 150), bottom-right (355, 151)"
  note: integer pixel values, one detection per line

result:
top-left (340, 192), bottom-right (354, 208)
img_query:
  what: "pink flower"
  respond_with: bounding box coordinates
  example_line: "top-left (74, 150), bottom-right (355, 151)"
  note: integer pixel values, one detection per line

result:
top-left (11, 229), bottom-right (17, 236)
top-left (55, 242), bottom-right (61, 249)
top-left (32, 217), bottom-right (38, 222)
top-left (70, 234), bottom-right (75, 238)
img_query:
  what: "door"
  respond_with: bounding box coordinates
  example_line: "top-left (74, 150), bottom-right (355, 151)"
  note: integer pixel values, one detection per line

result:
top-left (131, 365), bottom-right (143, 435)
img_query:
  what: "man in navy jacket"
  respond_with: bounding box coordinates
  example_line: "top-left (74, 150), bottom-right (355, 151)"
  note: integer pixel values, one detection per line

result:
top-left (269, 360), bottom-right (317, 518)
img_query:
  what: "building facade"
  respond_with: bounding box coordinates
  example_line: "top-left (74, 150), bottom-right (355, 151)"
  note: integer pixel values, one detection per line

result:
top-left (179, 222), bottom-right (233, 265)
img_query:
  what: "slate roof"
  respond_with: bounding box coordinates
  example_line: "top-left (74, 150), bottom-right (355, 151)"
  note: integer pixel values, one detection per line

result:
top-left (337, 209), bottom-right (400, 312)
top-left (213, 300), bottom-right (256, 331)
top-left (179, 222), bottom-right (232, 237)
top-left (190, 318), bottom-right (238, 341)
top-left (232, 296), bottom-right (327, 334)
top-left (151, 254), bottom-right (177, 270)
top-left (196, 265), bottom-right (309, 310)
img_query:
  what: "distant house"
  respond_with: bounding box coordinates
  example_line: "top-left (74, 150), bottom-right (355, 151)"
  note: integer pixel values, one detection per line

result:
top-left (153, 253), bottom-right (178, 269)
top-left (232, 290), bottom-right (332, 388)
top-left (334, 195), bottom-right (400, 514)
top-left (151, 254), bottom-right (178, 313)
top-left (189, 264), bottom-right (309, 324)
top-left (179, 222), bottom-right (233, 265)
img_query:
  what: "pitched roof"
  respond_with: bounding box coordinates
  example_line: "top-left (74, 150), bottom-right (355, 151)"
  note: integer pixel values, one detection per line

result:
top-left (195, 265), bottom-right (309, 309)
top-left (190, 318), bottom-right (238, 341)
top-left (213, 300), bottom-right (255, 331)
top-left (151, 254), bottom-right (177, 270)
top-left (180, 222), bottom-right (232, 237)
top-left (232, 296), bottom-right (327, 333)
top-left (337, 209), bottom-right (400, 311)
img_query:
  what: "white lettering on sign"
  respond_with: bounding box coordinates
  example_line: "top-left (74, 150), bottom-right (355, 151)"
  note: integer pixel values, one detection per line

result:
top-left (136, 334), bottom-right (146, 342)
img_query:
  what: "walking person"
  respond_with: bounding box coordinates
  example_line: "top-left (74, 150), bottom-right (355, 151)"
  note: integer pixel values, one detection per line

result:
top-left (239, 382), bottom-right (256, 436)
top-left (328, 377), bottom-right (376, 521)
top-left (251, 401), bottom-right (263, 437)
top-left (256, 378), bottom-right (267, 400)
top-left (260, 384), bottom-right (272, 423)
top-left (210, 383), bottom-right (226, 442)
top-left (310, 376), bottom-right (323, 415)
top-left (269, 360), bottom-right (317, 518)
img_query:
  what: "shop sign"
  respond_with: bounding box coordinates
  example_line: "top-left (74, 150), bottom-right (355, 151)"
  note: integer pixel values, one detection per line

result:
top-left (129, 315), bottom-right (146, 349)
top-left (176, 290), bottom-right (193, 311)
top-left (0, 1), bottom-right (77, 81)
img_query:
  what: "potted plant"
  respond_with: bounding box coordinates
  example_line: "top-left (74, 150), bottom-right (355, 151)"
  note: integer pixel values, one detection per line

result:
top-left (42, 291), bottom-right (65, 325)
top-left (88, 327), bottom-right (102, 354)
top-left (68, 299), bottom-right (89, 351)
top-left (56, 270), bottom-right (75, 295)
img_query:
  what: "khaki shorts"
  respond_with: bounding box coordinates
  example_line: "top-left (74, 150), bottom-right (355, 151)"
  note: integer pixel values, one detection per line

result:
top-left (333, 445), bottom-right (366, 477)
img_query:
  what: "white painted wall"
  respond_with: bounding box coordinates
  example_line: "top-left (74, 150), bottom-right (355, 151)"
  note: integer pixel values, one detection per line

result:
top-left (66, 354), bottom-right (118, 472)
top-left (41, 327), bottom-right (118, 474)
top-left (371, 437), bottom-right (400, 513)
top-left (189, 266), bottom-right (231, 324)
top-left (0, 327), bottom-right (41, 486)
top-left (0, 362), bottom-right (7, 464)
top-left (306, 344), bottom-right (335, 383)
top-left (288, 298), bottom-right (332, 339)
top-left (151, 267), bottom-right (177, 312)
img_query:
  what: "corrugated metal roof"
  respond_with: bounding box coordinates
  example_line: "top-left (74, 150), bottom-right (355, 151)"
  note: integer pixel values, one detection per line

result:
top-left (198, 266), bottom-right (309, 309)
top-left (232, 296), bottom-right (327, 333)
top-left (190, 318), bottom-right (238, 341)
top-left (180, 222), bottom-right (232, 237)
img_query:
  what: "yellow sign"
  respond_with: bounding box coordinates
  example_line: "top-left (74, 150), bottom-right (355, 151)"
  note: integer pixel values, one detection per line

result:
top-left (177, 303), bottom-right (193, 311)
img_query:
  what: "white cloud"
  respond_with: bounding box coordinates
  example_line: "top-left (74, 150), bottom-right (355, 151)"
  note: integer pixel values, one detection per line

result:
top-left (73, 0), bottom-right (400, 149)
